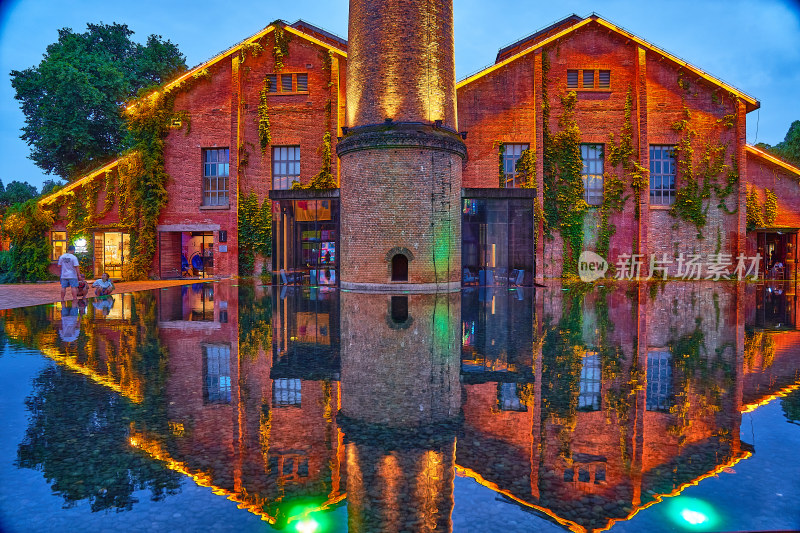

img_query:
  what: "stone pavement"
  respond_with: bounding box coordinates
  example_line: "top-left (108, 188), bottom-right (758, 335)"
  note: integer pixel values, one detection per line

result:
top-left (0, 278), bottom-right (221, 310)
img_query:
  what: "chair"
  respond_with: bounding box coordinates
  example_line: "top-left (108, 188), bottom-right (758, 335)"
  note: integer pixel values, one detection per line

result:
top-left (280, 269), bottom-right (299, 285)
top-left (510, 269), bottom-right (524, 286)
top-left (463, 268), bottom-right (477, 285)
top-left (310, 269), bottom-right (318, 285)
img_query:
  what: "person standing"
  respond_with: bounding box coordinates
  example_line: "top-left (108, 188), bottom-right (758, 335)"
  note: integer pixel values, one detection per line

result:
top-left (57, 244), bottom-right (83, 303)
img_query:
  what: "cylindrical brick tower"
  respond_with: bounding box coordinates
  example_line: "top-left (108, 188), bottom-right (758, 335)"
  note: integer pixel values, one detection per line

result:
top-left (338, 0), bottom-right (466, 292)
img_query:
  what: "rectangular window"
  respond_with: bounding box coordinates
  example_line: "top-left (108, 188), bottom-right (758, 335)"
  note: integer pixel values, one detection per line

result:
top-left (51, 231), bottom-right (67, 260)
top-left (274, 378), bottom-right (302, 407)
top-left (650, 145), bottom-right (676, 205)
top-left (281, 74), bottom-right (293, 92)
top-left (266, 74), bottom-right (278, 93)
top-left (598, 70), bottom-right (611, 89)
top-left (296, 73), bottom-right (308, 92)
top-left (502, 143), bottom-right (529, 188)
top-left (579, 352), bottom-right (601, 411)
top-left (202, 148), bottom-right (230, 206)
top-left (567, 70), bottom-right (579, 89)
top-left (583, 70), bottom-right (595, 89)
top-left (272, 146), bottom-right (301, 190)
top-left (647, 351), bottom-right (673, 411)
top-left (581, 144), bottom-right (604, 205)
top-left (265, 73), bottom-right (309, 94)
top-left (203, 344), bottom-right (231, 404)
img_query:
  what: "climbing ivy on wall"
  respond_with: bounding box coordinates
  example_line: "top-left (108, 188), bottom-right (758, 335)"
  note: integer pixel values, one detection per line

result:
top-left (0, 199), bottom-right (54, 282)
top-left (238, 192), bottom-right (272, 276)
top-left (669, 71), bottom-right (740, 236)
top-left (746, 187), bottom-right (778, 230)
top-left (497, 142), bottom-right (506, 188)
top-left (543, 83), bottom-right (586, 278)
top-left (270, 20), bottom-right (291, 71)
top-left (258, 78), bottom-right (271, 154)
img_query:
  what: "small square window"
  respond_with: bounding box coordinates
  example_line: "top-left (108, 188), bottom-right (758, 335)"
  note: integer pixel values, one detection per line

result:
top-left (296, 73), bottom-right (308, 92)
top-left (583, 70), bottom-right (595, 89)
top-left (599, 70), bottom-right (610, 89)
top-left (567, 70), bottom-right (579, 89)
top-left (266, 74), bottom-right (278, 93)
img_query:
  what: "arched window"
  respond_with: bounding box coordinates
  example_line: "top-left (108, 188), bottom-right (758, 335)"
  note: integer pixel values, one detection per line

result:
top-left (391, 254), bottom-right (408, 281)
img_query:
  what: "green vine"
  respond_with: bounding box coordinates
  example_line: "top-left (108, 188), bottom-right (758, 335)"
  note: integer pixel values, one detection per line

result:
top-left (515, 148), bottom-right (536, 189)
top-left (497, 142), bottom-right (506, 187)
top-left (258, 77), bottom-right (271, 154)
top-left (270, 20), bottom-right (291, 71)
top-left (543, 83), bottom-right (586, 278)
top-left (764, 188), bottom-right (777, 225)
top-left (238, 192), bottom-right (273, 275)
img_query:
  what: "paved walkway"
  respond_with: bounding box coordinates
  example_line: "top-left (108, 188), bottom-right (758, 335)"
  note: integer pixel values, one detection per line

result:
top-left (0, 279), bottom-right (220, 310)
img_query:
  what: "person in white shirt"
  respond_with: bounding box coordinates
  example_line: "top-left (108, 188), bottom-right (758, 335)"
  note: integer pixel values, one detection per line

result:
top-left (57, 244), bottom-right (83, 303)
top-left (92, 273), bottom-right (115, 296)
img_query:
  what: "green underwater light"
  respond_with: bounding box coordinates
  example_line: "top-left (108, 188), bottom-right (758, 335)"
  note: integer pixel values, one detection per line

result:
top-left (295, 518), bottom-right (319, 533)
top-left (668, 497), bottom-right (719, 530)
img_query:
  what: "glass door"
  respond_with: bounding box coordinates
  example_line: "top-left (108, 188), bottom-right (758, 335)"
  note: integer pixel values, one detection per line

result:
top-left (100, 232), bottom-right (130, 279)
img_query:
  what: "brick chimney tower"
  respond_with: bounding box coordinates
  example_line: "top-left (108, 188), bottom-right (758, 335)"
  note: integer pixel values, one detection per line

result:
top-left (337, 0), bottom-right (466, 292)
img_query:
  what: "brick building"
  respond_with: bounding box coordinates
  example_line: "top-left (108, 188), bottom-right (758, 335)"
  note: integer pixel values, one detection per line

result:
top-left (37, 12), bottom-right (800, 284)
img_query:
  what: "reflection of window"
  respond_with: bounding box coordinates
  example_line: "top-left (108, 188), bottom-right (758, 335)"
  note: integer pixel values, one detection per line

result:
top-left (502, 143), bottom-right (529, 188)
top-left (581, 144), bottom-right (604, 206)
top-left (647, 351), bottom-right (673, 411)
top-left (51, 231), bottom-right (67, 260)
top-left (499, 382), bottom-right (526, 411)
top-left (203, 344), bottom-right (231, 404)
top-left (273, 146), bottom-right (300, 190)
top-left (274, 378), bottom-right (301, 407)
top-left (391, 296), bottom-right (409, 323)
top-left (579, 352), bottom-right (601, 411)
top-left (203, 148), bottom-right (230, 206)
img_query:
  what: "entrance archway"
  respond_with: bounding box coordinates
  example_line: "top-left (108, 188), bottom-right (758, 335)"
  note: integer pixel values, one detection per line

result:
top-left (391, 254), bottom-right (408, 282)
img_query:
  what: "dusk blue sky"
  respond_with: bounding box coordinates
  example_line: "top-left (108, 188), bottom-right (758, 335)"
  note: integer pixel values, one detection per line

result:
top-left (1, 0), bottom-right (799, 190)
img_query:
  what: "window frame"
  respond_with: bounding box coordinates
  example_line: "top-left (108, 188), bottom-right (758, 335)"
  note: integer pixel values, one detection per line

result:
top-left (202, 148), bottom-right (230, 207)
top-left (580, 143), bottom-right (604, 206)
top-left (272, 145), bottom-right (301, 190)
top-left (264, 72), bottom-right (310, 95)
top-left (51, 231), bottom-right (67, 261)
top-left (501, 143), bottom-right (530, 188)
top-left (649, 145), bottom-right (676, 206)
top-left (566, 69), bottom-right (611, 91)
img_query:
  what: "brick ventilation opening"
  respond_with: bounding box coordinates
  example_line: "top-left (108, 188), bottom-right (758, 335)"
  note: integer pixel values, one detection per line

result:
top-left (391, 254), bottom-right (408, 281)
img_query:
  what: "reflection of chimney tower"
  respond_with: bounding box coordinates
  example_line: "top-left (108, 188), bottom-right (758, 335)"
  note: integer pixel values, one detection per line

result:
top-left (338, 0), bottom-right (466, 291)
top-left (339, 291), bottom-right (460, 532)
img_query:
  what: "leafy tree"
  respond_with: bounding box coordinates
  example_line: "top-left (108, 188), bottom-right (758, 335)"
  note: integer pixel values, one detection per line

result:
top-left (10, 23), bottom-right (186, 180)
top-left (772, 120), bottom-right (800, 167)
top-left (40, 179), bottom-right (64, 196)
top-left (0, 180), bottom-right (38, 207)
top-left (0, 199), bottom-right (54, 282)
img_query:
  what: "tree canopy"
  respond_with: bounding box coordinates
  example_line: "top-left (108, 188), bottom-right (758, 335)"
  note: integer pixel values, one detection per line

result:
top-left (10, 23), bottom-right (186, 181)
top-left (759, 120), bottom-right (800, 168)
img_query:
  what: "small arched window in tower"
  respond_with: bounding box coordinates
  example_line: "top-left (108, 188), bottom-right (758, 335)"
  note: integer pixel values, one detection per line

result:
top-left (390, 296), bottom-right (409, 325)
top-left (391, 254), bottom-right (408, 281)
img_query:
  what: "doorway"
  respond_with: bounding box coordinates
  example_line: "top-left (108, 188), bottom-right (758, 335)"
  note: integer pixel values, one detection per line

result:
top-left (391, 254), bottom-right (408, 281)
top-left (159, 231), bottom-right (215, 279)
top-left (757, 231), bottom-right (797, 280)
top-left (93, 232), bottom-right (130, 278)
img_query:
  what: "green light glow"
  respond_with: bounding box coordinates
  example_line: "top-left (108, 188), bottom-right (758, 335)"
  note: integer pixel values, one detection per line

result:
top-left (295, 518), bottom-right (319, 533)
top-left (668, 497), bottom-right (719, 530)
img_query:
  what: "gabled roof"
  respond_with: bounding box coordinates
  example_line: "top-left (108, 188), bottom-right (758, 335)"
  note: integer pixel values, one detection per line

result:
top-left (746, 144), bottom-right (800, 178)
top-left (39, 19), bottom-right (348, 207)
top-left (127, 19), bottom-right (347, 111)
top-left (458, 14), bottom-right (760, 113)
top-left (39, 158), bottom-right (121, 206)
top-left (495, 15), bottom-right (583, 63)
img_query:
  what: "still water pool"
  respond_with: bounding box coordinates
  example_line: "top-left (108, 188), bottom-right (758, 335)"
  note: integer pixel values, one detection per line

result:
top-left (0, 280), bottom-right (798, 532)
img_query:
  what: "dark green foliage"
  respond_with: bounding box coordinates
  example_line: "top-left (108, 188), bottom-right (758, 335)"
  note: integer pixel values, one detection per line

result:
top-left (768, 120), bottom-right (800, 167)
top-left (238, 193), bottom-right (272, 275)
top-left (0, 180), bottom-right (38, 207)
top-left (0, 199), bottom-right (54, 282)
top-left (10, 23), bottom-right (186, 180)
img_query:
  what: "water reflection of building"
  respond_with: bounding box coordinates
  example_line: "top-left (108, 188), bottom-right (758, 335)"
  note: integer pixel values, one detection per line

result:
top-left (5, 280), bottom-right (800, 531)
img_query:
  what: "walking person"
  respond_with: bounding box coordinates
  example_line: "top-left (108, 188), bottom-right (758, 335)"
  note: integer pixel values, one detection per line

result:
top-left (57, 244), bottom-right (83, 304)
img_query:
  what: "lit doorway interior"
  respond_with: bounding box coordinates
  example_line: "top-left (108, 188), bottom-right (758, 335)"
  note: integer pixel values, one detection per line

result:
top-left (756, 231), bottom-right (797, 280)
top-left (183, 232), bottom-right (215, 278)
top-left (93, 232), bottom-right (130, 278)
